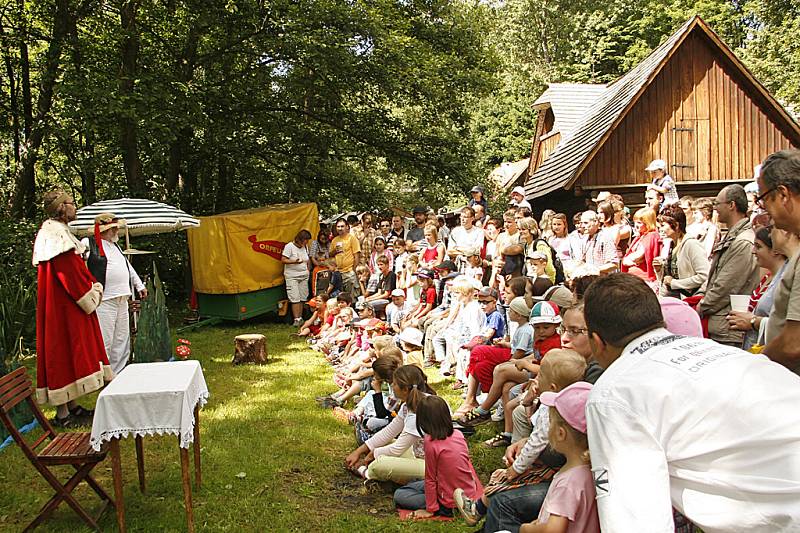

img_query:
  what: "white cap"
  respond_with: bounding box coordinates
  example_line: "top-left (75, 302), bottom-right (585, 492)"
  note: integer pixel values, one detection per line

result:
top-left (591, 191), bottom-right (611, 203)
top-left (390, 288), bottom-right (405, 297)
top-left (645, 159), bottom-right (667, 172)
top-left (511, 186), bottom-right (526, 197)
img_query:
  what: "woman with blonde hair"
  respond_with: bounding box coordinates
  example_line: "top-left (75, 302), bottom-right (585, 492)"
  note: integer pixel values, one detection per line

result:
top-left (621, 208), bottom-right (661, 283)
top-left (517, 217), bottom-right (555, 283)
top-left (687, 198), bottom-right (719, 258)
top-left (434, 276), bottom-right (485, 388)
top-left (539, 209), bottom-right (556, 241)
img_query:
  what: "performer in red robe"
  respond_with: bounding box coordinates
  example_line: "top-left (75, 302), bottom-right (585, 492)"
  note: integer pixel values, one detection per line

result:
top-left (32, 190), bottom-right (113, 426)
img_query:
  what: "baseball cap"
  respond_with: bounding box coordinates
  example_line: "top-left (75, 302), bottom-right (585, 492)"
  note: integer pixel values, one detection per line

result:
top-left (470, 185), bottom-right (485, 194)
top-left (535, 285), bottom-right (573, 309)
top-left (391, 288), bottom-right (406, 298)
top-left (477, 287), bottom-right (498, 300)
top-left (434, 260), bottom-right (456, 272)
top-left (645, 159), bottom-right (667, 172)
top-left (530, 301), bottom-right (561, 325)
top-left (527, 251), bottom-right (547, 261)
top-left (658, 297), bottom-right (703, 337)
top-left (417, 268), bottom-right (435, 279)
top-left (539, 381), bottom-right (593, 433)
top-left (412, 206), bottom-right (428, 214)
top-left (511, 186), bottom-right (526, 197)
top-left (509, 296), bottom-right (531, 318)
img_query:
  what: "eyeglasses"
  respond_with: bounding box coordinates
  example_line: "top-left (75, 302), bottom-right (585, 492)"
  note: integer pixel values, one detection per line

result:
top-left (478, 300), bottom-right (493, 305)
top-left (755, 187), bottom-right (777, 208)
top-left (557, 325), bottom-right (588, 337)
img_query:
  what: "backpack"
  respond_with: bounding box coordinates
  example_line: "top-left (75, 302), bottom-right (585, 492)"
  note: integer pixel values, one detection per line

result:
top-left (534, 239), bottom-right (566, 285)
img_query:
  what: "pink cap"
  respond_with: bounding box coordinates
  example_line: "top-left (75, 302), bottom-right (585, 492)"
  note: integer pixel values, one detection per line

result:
top-left (539, 381), bottom-right (592, 433)
top-left (659, 297), bottom-right (703, 338)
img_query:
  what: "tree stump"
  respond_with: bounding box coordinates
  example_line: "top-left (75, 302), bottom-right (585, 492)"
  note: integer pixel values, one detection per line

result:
top-left (232, 334), bottom-right (268, 365)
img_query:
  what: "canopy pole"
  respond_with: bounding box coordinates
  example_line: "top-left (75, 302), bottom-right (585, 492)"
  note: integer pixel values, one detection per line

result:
top-left (125, 225), bottom-right (131, 251)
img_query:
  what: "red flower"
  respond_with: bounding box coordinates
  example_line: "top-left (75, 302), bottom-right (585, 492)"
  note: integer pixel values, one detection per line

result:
top-left (175, 345), bottom-right (192, 359)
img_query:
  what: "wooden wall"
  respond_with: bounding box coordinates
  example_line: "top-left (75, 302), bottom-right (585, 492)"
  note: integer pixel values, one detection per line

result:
top-left (578, 31), bottom-right (798, 188)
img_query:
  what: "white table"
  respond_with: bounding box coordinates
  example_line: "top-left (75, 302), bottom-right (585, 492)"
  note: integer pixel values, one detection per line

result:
top-left (91, 360), bottom-right (209, 532)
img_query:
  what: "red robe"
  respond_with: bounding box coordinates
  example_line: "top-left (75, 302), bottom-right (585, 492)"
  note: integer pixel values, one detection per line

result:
top-left (33, 219), bottom-right (112, 405)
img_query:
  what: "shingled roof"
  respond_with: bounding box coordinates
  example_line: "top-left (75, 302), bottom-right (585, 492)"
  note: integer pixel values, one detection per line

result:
top-left (533, 83), bottom-right (606, 139)
top-left (525, 17), bottom-right (697, 199)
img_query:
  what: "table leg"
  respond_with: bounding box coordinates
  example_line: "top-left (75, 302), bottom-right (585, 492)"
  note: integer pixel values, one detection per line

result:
top-left (135, 435), bottom-right (145, 493)
top-left (110, 438), bottom-right (126, 533)
top-left (193, 405), bottom-right (201, 488)
top-left (180, 441), bottom-right (195, 533)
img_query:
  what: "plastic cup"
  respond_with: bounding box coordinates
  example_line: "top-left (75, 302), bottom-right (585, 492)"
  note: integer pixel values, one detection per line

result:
top-left (730, 295), bottom-right (750, 312)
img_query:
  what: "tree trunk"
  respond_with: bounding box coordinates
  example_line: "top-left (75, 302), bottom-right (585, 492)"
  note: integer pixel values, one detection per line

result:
top-left (68, 13), bottom-right (96, 204)
top-left (11, 0), bottom-right (71, 219)
top-left (2, 40), bottom-right (20, 165)
top-left (232, 334), bottom-right (268, 365)
top-left (119, 0), bottom-right (143, 196)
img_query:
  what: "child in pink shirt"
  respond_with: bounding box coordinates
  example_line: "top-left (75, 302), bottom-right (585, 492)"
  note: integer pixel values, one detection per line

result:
top-left (520, 382), bottom-right (599, 533)
top-left (394, 395), bottom-right (483, 519)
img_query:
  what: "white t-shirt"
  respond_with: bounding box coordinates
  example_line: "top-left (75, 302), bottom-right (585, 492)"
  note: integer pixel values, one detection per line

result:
top-left (282, 242), bottom-right (309, 279)
top-left (80, 238), bottom-right (144, 301)
top-left (447, 226), bottom-right (484, 253)
top-left (586, 328), bottom-right (800, 532)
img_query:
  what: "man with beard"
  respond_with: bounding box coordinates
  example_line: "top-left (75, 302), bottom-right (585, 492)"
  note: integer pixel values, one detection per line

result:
top-left (32, 190), bottom-right (112, 427)
top-left (81, 213), bottom-right (148, 374)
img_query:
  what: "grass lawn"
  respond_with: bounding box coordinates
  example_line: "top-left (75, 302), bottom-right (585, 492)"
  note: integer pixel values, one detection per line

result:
top-left (0, 316), bottom-right (507, 532)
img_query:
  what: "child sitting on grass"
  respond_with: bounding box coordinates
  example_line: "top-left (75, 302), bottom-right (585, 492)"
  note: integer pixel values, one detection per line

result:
top-left (344, 365), bottom-right (436, 484)
top-left (332, 355), bottom-right (402, 439)
top-left (397, 327), bottom-right (425, 369)
top-left (454, 350), bottom-right (587, 527)
top-left (520, 382), bottom-right (598, 532)
top-left (297, 292), bottom-right (329, 337)
top-left (394, 395), bottom-right (483, 520)
top-left (513, 301), bottom-right (562, 378)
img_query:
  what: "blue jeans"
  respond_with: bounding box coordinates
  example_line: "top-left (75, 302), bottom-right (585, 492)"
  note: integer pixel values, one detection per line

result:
top-left (393, 480), bottom-right (453, 516)
top-left (483, 481), bottom-right (551, 533)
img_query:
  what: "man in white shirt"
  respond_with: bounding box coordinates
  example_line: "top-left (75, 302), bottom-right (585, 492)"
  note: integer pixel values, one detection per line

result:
top-left (583, 273), bottom-right (800, 532)
top-left (446, 206), bottom-right (484, 268)
top-left (82, 213), bottom-right (147, 374)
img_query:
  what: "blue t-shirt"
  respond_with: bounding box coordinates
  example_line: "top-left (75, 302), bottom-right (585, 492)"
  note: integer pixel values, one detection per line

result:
top-left (484, 310), bottom-right (506, 341)
top-left (511, 322), bottom-right (534, 357)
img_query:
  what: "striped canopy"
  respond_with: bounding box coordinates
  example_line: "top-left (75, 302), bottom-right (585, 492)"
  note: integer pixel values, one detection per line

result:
top-left (69, 198), bottom-right (200, 237)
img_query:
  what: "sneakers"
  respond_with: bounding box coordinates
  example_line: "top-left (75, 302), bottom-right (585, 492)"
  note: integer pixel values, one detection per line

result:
top-left (292, 317), bottom-right (304, 327)
top-left (491, 404), bottom-right (504, 422)
top-left (483, 433), bottom-right (512, 448)
top-left (454, 488), bottom-right (481, 526)
top-left (458, 408), bottom-right (492, 427)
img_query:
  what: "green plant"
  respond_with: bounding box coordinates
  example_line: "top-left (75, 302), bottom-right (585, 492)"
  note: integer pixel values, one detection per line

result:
top-left (134, 263), bottom-right (172, 363)
top-left (0, 270), bottom-right (37, 374)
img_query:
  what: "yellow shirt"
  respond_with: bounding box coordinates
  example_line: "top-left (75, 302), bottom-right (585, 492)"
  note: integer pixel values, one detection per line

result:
top-left (329, 233), bottom-right (361, 273)
top-left (405, 350), bottom-right (424, 369)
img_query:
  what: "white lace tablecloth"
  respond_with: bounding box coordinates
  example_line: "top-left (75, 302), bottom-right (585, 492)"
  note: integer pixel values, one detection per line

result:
top-left (90, 360), bottom-right (210, 451)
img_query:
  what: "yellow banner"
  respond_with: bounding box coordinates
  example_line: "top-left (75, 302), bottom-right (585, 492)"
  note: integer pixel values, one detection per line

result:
top-left (187, 203), bottom-right (320, 294)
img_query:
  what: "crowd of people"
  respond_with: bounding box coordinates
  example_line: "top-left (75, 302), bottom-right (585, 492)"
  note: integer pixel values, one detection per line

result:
top-left (289, 155), bottom-right (800, 531)
top-left (25, 151), bottom-right (800, 532)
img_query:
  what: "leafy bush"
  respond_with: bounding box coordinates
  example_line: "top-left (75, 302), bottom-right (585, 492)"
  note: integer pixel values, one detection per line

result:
top-left (0, 217), bottom-right (38, 372)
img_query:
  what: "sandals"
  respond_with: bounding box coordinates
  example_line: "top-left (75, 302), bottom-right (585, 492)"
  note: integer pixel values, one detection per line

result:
top-left (451, 381), bottom-right (466, 390)
top-left (484, 433), bottom-right (512, 448)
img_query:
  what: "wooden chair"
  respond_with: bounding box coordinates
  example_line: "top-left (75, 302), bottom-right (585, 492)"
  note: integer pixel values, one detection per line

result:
top-left (0, 367), bottom-right (114, 531)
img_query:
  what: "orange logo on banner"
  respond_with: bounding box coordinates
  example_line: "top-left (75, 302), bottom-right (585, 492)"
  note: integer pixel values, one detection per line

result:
top-left (248, 236), bottom-right (286, 260)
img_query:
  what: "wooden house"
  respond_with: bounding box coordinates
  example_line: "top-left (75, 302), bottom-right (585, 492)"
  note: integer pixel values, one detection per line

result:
top-left (523, 16), bottom-right (800, 212)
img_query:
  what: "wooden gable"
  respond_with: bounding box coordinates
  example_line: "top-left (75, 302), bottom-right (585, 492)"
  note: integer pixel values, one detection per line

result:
top-left (525, 16), bottom-right (800, 199)
top-left (579, 28), bottom-right (799, 188)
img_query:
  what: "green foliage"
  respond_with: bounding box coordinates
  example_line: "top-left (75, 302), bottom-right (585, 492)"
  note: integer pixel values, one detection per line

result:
top-left (0, 218), bottom-right (38, 371)
top-left (134, 264), bottom-right (172, 363)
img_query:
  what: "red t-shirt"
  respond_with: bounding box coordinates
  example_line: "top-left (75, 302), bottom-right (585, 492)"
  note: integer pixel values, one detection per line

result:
top-left (420, 286), bottom-right (437, 307)
top-left (534, 333), bottom-right (561, 361)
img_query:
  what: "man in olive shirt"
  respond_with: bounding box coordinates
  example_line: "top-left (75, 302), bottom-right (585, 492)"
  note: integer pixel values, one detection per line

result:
top-left (330, 219), bottom-right (361, 298)
top-left (758, 149), bottom-right (800, 374)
